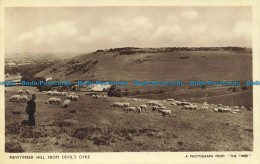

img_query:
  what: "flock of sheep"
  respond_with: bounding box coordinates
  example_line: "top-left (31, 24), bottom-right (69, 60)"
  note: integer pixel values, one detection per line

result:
top-left (9, 88), bottom-right (252, 116)
top-left (111, 99), bottom-right (173, 117)
top-left (111, 98), bottom-right (250, 117)
top-left (44, 90), bottom-right (79, 108)
top-left (9, 89), bottom-right (79, 108)
top-left (9, 89), bottom-right (30, 103)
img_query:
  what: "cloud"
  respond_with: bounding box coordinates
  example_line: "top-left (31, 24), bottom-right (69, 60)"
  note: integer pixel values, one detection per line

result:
top-left (17, 21), bottom-right (78, 45)
top-left (233, 20), bottom-right (251, 38)
top-left (180, 10), bottom-right (198, 19)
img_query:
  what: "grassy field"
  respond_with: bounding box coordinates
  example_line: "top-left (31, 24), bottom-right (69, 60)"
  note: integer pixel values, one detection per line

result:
top-left (5, 86), bottom-right (253, 152)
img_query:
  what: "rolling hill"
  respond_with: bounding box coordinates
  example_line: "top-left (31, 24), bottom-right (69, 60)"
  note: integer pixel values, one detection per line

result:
top-left (35, 47), bottom-right (252, 82)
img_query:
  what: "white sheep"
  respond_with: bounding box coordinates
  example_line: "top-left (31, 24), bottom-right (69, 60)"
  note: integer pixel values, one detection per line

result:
top-left (25, 90), bottom-right (30, 94)
top-left (201, 106), bottom-right (208, 110)
top-left (124, 106), bottom-right (136, 113)
top-left (158, 109), bottom-right (172, 117)
top-left (46, 97), bottom-right (61, 105)
top-left (146, 100), bottom-right (159, 106)
top-left (21, 95), bottom-right (28, 103)
top-left (139, 105), bottom-right (147, 110)
top-left (61, 99), bottom-right (71, 108)
top-left (213, 108), bottom-right (219, 112)
top-left (9, 95), bottom-right (21, 102)
top-left (158, 106), bottom-right (167, 110)
top-left (167, 99), bottom-right (174, 101)
top-left (112, 102), bottom-right (129, 108)
top-left (17, 89), bottom-right (23, 94)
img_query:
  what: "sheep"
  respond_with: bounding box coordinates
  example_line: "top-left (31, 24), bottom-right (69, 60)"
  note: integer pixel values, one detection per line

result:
top-left (232, 109), bottom-right (240, 113)
top-left (61, 99), bottom-right (71, 108)
top-left (9, 95), bottom-right (21, 102)
top-left (139, 105), bottom-right (147, 111)
top-left (158, 106), bottom-right (166, 110)
top-left (213, 108), bottom-right (219, 112)
top-left (158, 109), bottom-right (172, 117)
top-left (21, 95), bottom-right (28, 103)
top-left (112, 102), bottom-right (129, 108)
top-left (158, 103), bottom-right (164, 107)
top-left (61, 92), bottom-right (67, 96)
top-left (124, 107), bottom-right (136, 113)
top-left (203, 102), bottom-right (208, 106)
top-left (136, 107), bottom-right (141, 114)
top-left (182, 105), bottom-right (196, 110)
top-left (171, 102), bottom-right (177, 106)
top-left (46, 97), bottom-right (61, 105)
top-left (167, 99), bottom-right (174, 101)
top-left (247, 107), bottom-right (253, 111)
top-left (175, 101), bottom-right (182, 105)
top-left (67, 94), bottom-right (79, 101)
top-left (152, 106), bottom-right (158, 111)
top-left (180, 102), bottom-right (191, 106)
top-left (201, 106), bottom-right (208, 110)
top-left (132, 98), bottom-right (138, 101)
top-left (112, 102), bottom-right (123, 108)
top-left (146, 100), bottom-right (159, 106)
top-left (25, 90), bottom-right (30, 94)
top-left (17, 89), bottom-right (23, 94)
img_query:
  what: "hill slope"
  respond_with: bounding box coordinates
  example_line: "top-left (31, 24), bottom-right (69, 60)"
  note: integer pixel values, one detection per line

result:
top-left (36, 47), bottom-right (252, 82)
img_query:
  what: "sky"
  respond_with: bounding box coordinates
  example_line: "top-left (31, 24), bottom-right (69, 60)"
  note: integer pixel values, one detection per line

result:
top-left (5, 7), bottom-right (252, 54)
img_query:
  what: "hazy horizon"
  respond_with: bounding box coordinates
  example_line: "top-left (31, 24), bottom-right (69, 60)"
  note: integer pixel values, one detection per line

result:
top-left (5, 7), bottom-right (252, 55)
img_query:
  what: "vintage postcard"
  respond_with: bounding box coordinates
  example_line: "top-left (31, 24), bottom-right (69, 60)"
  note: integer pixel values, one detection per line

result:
top-left (0, 0), bottom-right (260, 163)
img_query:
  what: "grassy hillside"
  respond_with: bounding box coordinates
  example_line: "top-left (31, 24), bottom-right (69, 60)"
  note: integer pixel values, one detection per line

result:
top-left (5, 86), bottom-right (253, 152)
top-left (36, 47), bottom-right (252, 82)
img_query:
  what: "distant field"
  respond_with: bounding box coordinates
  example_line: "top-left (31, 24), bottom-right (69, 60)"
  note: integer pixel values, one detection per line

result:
top-left (5, 86), bottom-right (253, 152)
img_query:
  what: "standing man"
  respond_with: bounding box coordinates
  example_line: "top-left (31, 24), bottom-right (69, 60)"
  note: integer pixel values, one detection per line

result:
top-left (26, 94), bottom-right (36, 126)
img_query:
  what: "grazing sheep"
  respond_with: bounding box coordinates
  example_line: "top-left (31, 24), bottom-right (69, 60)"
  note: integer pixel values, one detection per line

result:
top-left (46, 97), bottom-right (61, 105)
top-left (247, 107), bottom-right (253, 111)
top-left (112, 102), bottom-right (124, 108)
top-left (139, 105), bottom-right (147, 110)
top-left (171, 102), bottom-right (177, 106)
top-left (174, 101), bottom-right (182, 105)
top-left (132, 98), bottom-right (138, 101)
top-left (158, 109), bottom-right (172, 117)
top-left (152, 106), bottom-right (158, 111)
top-left (136, 107), bottom-right (141, 114)
top-left (213, 108), bottom-right (219, 112)
top-left (25, 90), bottom-right (30, 94)
top-left (112, 102), bottom-right (129, 108)
top-left (124, 107), bottom-right (136, 113)
top-left (9, 95), bottom-right (21, 102)
top-left (67, 94), bottom-right (79, 101)
top-left (201, 106), bottom-right (208, 110)
top-left (158, 103), bottom-right (164, 107)
top-left (158, 106), bottom-right (167, 110)
top-left (21, 95), bottom-right (28, 103)
top-left (61, 92), bottom-right (67, 96)
top-left (17, 89), bottom-right (23, 94)
top-left (61, 99), bottom-right (71, 108)
top-left (146, 100), bottom-right (159, 106)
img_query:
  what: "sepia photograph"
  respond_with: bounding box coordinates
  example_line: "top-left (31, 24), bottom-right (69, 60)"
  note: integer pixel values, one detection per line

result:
top-left (1, 1), bottom-right (260, 163)
top-left (3, 6), bottom-right (254, 153)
